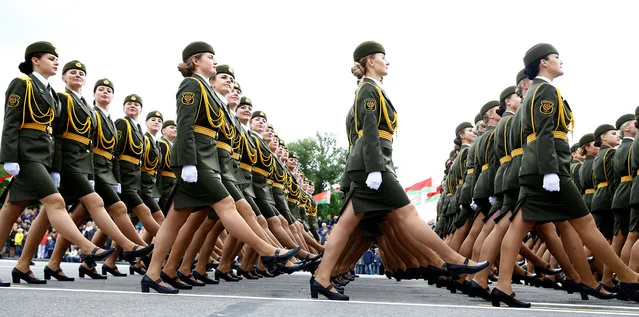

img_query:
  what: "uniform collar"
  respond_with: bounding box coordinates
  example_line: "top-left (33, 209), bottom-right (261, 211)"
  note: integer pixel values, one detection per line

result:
top-left (624, 136), bottom-right (635, 141)
top-left (96, 105), bottom-right (110, 117)
top-left (32, 71), bottom-right (49, 87)
top-left (194, 72), bottom-right (209, 83)
top-left (535, 76), bottom-right (553, 84)
top-left (364, 76), bottom-right (383, 87)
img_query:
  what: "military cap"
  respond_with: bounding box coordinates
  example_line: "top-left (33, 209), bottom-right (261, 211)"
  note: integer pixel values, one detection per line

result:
top-left (123, 94), bottom-right (143, 107)
top-left (480, 100), bottom-right (500, 116)
top-left (162, 120), bottom-right (176, 129)
top-left (455, 122), bottom-right (473, 135)
top-left (353, 41), bottom-right (385, 62)
top-left (635, 106), bottom-right (639, 117)
top-left (594, 124), bottom-right (616, 140)
top-left (24, 41), bottom-right (58, 58)
top-left (289, 152), bottom-right (297, 159)
top-left (233, 82), bottom-right (242, 93)
top-left (578, 133), bottom-right (595, 147)
top-left (267, 123), bottom-right (274, 130)
top-left (570, 143), bottom-right (580, 153)
top-left (251, 110), bottom-right (267, 121)
top-left (523, 43), bottom-right (558, 68)
top-left (62, 60), bottom-right (86, 75)
top-left (240, 96), bottom-right (252, 106)
top-left (182, 41), bottom-right (215, 62)
top-left (516, 69), bottom-right (526, 85)
top-left (93, 78), bottom-right (114, 93)
top-left (616, 114), bottom-right (635, 130)
top-left (216, 64), bottom-right (235, 78)
top-left (500, 86), bottom-right (517, 104)
top-left (146, 110), bottom-right (163, 121)
top-left (474, 113), bottom-right (482, 124)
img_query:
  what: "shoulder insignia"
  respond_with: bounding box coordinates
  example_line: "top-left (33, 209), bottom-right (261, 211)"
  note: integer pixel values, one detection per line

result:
top-left (539, 100), bottom-right (554, 115)
top-left (117, 130), bottom-right (123, 140)
top-left (8, 94), bottom-right (20, 108)
top-left (364, 98), bottom-right (376, 111)
top-left (181, 92), bottom-right (195, 105)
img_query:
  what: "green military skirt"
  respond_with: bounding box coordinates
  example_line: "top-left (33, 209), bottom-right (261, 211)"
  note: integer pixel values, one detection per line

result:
top-left (59, 172), bottom-right (94, 203)
top-left (158, 175), bottom-right (177, 215)
top-left (272, 188), bottom-right (295, 225)
top-left (173, 167), bottom-right (229, 210)
top-left (629, 206), bottom-right (639, 233)
top-left (288, 201), bottom-right (301, 220)
top-left (94, 177), bottom-right (121, 208)
top-left (514, 175), bottom-right (589, 223)
top-left (495, 189), bottom-right (518, 223)
top-left (223, 180), bottom-right (244, 202)
top-left (140, 172), bottom-right (161, 214)
top-left (454, 204), bottom-right (475, 228)
top-left (5, 162), bottom-right (58, 203)
top-left (612, 208), bottom-right (630, 236)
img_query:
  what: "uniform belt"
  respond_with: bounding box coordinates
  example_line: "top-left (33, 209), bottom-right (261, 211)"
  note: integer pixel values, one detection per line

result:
top-left (142, 169), bottom-right (156, 176)
top-left (266, 179), bottom-right (273, 185)
top-left (21, 122), bottom-right (52, 134)
top-left (193, 125), bottom-right (217, 138)
top-left (526, 131), bottom-right (568, 143)
top-left (119, 154), bottom-right (141, 165)
top-left (356, 129), bottom-right (393, 141)
top-left (93, 147), bottom-right (114, 160)
top-left (585, 188), bottom-right (595, 195)
top-left (240, 163), bottom-right (252, 172)
top-left (467, 168), bottom-right (474, 175)
top-left (621, 176), bottom-right (633, 183)
top-left (232, 153), bottom-right (240, 160)
top-left (481, 164), bottom-right (489, 171)
top-left (458, 180), bottom-right (464, 185)
top-left (62, 132), bottom-right (90, 145)
top-left (272, 182), bottom-right (285, 189)
top-left (253, 167), bottom-right (269, 177)
top-left (511, 148), bottom-right (523, 157)
top-left (499, 155), bottom-right (512, 165)
top-left (161, 171), bottom-right (176, 178)
top-left (597, 182), bottom-right (608, 189)
top-left (216, 142), bottom-right (232, 153)
top-left (446, 193), bottom-right (452, 197)
top-left (288, 198), bottom-right (299, 204)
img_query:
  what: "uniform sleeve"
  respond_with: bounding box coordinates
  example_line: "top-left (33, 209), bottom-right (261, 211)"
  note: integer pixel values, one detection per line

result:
top-left (357, 84), bottom-right (384, 173)
top-left (51, 92), bottom-right (65, 172)
top-left (1, 78), bottom-right (26, 163)
top-left (533, 85), bottom-right (560, 175)
top-left (606, 149), bottom-right (617, 188)
top-left (175, 78), bottom-right (200, 166)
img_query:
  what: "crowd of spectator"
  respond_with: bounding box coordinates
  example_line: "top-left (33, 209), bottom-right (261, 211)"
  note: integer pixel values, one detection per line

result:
top-left (355, 247), bottom-right (382, 275)
top-left (316, 214), bottom-right (340, 245)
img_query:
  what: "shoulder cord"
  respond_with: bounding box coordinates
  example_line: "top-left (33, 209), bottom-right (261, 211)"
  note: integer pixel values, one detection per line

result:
top-left (18, 76), bottom-right (55, 129)
top-left (93, 110), bottom-right (115, 150)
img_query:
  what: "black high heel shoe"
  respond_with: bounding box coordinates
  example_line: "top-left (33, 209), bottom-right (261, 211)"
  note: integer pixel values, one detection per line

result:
top-left (141, 275), bottom-right (178, 294)
top-left (442, 259), bottom-right (489, 275)
top-left (102, 264), bottom-right (127, 277)
top-left (82, 247), bottom-right (115, 267)
top-left (215, 270), bottom-right (240, 282)
top-left (129, 264), bottom-right (146, 275)
top-left (491, 287), bottom-right (531, 308)
top-left (0, 279), bottom-right (9, 287)
top-left (79, 265), bottom-right (107, 279)
top-left (280, 262), bottom-right (305, 274)
top-left (468, 280), bottom-right (491, 301)
top-left (44, 266), bottom-right (74, 281)
top-left (534, 264), bottom-right (562, 276)
top-left (207, 261), bottom-right (219, 272)
top-left (561, 278), bottom-right (580, 294)
top-left (261, 247), bottom-right (301, 271)
top-left (251, 269), bottom-right (263, 278)
top-left (617, 282), bottom-right (638, 302)
top-left (580, 283), bottom-right (617, 300)
top-left (12, 268), bottom-right (46, 284)
top-left (237, 267), bottom-right (259, 280)
top-left (160, 272), bottom-right (192, 290)
top-left (177, 271), bottom-right (205, 287)
top-left (310, 277), bottom-right (349, 301)
top-left (123, 244), bottom-right (154, 263)
top-left (193, 270), bottom-right (219, 284)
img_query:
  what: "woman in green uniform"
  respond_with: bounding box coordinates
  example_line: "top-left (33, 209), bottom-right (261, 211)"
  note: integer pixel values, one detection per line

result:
top-left (310, 41), bottom-right (488, 300)
top-left (158, 120), bottom-right (177, 212)
top-left (591, 124), bottom-right (619, 242)
top-left (492, 43), bottom-right (638, 307)
top-left (141, 42), bottom-right (298, 294)
top-left (579, 134), bottom-right (598, 211)
top-left (0, 42), bottom-right (114, 286)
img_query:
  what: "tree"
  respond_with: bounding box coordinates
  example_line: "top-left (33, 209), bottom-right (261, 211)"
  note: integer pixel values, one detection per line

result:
top-left (287, 132), bottom-right (348, 218)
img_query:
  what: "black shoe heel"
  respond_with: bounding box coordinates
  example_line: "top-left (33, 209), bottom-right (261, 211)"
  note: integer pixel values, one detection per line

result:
top-left (310, 277), bottom-right (349, 301)
top-left (160, 272), bottom-right (192, 290)
top-left (102, 264), bottom-right (127, 277)
top-left (469, 280), bottom-right (491, 301)
top-left (82, 247), bottom-right (116, 267)
top-left (580, 283), bottom-right (617, 300)
top-left (141, 275), bottom-right (178, 294)
top-left (177, 271), bottom-right (205, 287)
top-left (123, 244), bottom-right (154, 263)
top-left (79, 265), bottom-right (107, 279)
top-left (491, 287), bottom-right (531, 308)
top-left (193, 271), bottom-right (219, 284)
top-left (535, 264), bottom-right (562, 276)
top-left (442, 259), bottom-right (489, 275)
top-left (214, 270), bottom-right (240, 282)
top-left (11, 268), bottom-right (46, 284)
top-left (44, 265), bottom-right (75, 281)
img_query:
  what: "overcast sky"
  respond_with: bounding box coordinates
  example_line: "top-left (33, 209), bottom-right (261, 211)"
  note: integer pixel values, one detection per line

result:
top-left (1, 1), bottom-right (638, 220)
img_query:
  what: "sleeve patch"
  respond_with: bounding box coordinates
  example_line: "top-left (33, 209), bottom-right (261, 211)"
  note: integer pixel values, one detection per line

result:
top-left (364, 98), bottom-right (376, 111)
top-left (117, 130), bottom-right (123, 140)
top-left (8, 94), bottom-right (20, 108)
top-left (539, 100), bottom-right (554, 115)
top-left (181, 92), bottom-right (195, 105)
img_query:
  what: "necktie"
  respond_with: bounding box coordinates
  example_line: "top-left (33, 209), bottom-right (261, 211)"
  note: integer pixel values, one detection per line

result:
top-left (81, 97), bottom-right (88, 106)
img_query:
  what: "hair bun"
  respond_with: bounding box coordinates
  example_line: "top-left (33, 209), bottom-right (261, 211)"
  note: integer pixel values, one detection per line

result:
top-left (351, 62), bottom-right (365, 79)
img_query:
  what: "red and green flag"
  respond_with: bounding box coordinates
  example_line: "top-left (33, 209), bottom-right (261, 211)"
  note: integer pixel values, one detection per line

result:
top-left (313, 190), bottom-right (331, 205)
top-left (405, 178), bottom-right (433, 206)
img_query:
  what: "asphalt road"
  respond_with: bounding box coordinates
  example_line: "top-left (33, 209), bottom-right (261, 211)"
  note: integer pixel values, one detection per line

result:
top-left (0, 259), bottom-right (637, 316)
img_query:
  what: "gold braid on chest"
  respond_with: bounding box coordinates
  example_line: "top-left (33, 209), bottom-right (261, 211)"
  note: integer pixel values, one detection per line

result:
top-left (254, 135), bottom-right (274, 170)
top-left (94, 110), bottom-right (115, 150)
top-left (241, 133), bottom-right (257, 164)
top-left (18, 76), bottom-right (55, 128)
top-left (142, 136), bottom-right (159, 171)
top-left (123, 119), bottom-right (143, 155)
top-left (354, 83), bottom-right (398, 136)
top-left (192, 79), bottom-right (224, 129)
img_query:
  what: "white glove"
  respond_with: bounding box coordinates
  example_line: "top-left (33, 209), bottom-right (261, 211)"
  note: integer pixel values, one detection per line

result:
top-left (182, 165), bottom-right (198, 183)
top-left (365, 171), bottom-right (382, 190)
top-left (112, 183), bottom-right (122, 194)
top-left (153, 197), bottom-right (160, 203)
top-left (489, 196), bottom-right (496, 206)
top-left (50, 172), bottom-right (60, 188)
top-left (88, 180), bottom-right (95, 189)
top-left (542, 173), bottom-right (560, 192)
top-left (470, 200), bottom-right (478, 211)
top-left (4, 162), bottom-right (20, 176)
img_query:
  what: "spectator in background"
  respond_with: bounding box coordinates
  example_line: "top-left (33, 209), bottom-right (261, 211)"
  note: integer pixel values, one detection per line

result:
top-left (317, 216), bottom-right (323, 230)
top-left (373, 248), bottom-right (382, 275)
top-left (38, 230), bottom-right (49, 259)
top-left (63, 245), bottom-right (81, 263)
top-left (319, 223), bottom-right (329, 245)
top-left (355, 257), bottom-right (365, 275)
top-left (363, 248), bottom-right (374, 274)
top-left (14, 228), bottom-right (24, 257)
top-left (45, 236), bottom-right (55, 259)
top-left (83, 221), bottom-right (95, 241)
top-left (7, 224), bottom-right (18, 258)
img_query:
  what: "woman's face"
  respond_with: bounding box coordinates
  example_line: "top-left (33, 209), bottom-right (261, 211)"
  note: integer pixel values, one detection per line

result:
top-left (286, 157), bottom-right (297, 169)
top-left (162, 125), bottom-right (177, 139)
top-left (33, 53), bottom-right (58, 77)
top-left (62, 68), bottom-right (86, 90)
top-left (461, 127), bottom-right (476, 143)
top-left (602, 130), bottom-right (620, 147)
top-left (213, 73), bottom-right (234, 95)
top-left (269, 136), bottom-right (279, 151)
top-left (123, 101), bottom-right (141, 119)
top-left (94, 86), bottom-right (113, 105)
top-left (225, 88), bottom-right (240, 108)
top-left (236, 105), bottom-right (252, 123)
top-left (146, 116), bottom-right (163, 134)
top-left (368, 53), bottom-right (389, 77)
top-left (194, 53), bottom-right (217, 78)
top-left (544, 54), bottom-right (563, 78)
top-left (250, 116), bottom-right (266, 133)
